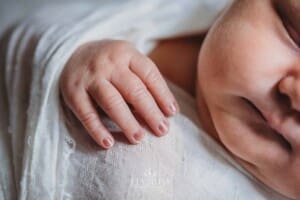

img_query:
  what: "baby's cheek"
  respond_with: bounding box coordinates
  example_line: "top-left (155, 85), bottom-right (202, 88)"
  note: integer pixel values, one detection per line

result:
top-left (208, 108), bottom-right (253, 163)
top-left (210, 94), bottom-right (291, 166)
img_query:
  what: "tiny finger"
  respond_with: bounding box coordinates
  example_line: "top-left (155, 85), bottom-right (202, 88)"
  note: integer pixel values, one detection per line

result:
top-left (61, 88), bottom-right (114, 149)
top-left (130, 53), bottom-right (179, 116)
top-left (112, 71), bottom-right (169, 136)
top-left (89, 79), bottom-right (144, 144)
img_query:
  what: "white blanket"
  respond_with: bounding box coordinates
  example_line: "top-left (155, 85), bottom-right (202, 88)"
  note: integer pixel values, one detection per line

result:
top-left (0, 0), bottom-right (289, 199)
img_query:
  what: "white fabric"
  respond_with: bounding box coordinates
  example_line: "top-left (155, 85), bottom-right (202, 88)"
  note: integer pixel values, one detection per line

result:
top-left (0, 0), bottom-right (290, 199)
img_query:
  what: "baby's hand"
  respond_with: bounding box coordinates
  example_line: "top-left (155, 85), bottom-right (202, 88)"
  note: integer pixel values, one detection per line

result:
top-left (60, 40), bottom-right (178, 149)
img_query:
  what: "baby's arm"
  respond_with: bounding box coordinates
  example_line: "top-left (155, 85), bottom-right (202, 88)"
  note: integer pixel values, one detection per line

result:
top-left (60, 40), bottom-right (179, 149)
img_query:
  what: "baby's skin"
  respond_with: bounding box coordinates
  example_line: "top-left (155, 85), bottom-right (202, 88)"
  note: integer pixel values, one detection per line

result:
top-left (60, 0), bottom-right (300, 199)
top-left (60, 40), bottom-right (179, 149)
top-left (197, 0), bottom-right (300, 198)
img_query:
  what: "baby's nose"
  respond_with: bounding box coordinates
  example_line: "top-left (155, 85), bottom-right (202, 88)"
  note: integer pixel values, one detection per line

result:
top-left (278, 75), bottom-right (300, 111)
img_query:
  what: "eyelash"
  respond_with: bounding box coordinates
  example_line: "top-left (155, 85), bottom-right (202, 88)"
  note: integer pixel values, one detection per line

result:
top-left (284, 20), bottom-right (300, 48)
top-left (280, 16), bottom-right (300, 49)
top-left (275, 5), bottom-right (300, 49)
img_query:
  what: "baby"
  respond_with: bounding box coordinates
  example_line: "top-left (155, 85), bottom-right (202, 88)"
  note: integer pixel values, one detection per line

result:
top-left (60, 0), bottom-right (300, 199)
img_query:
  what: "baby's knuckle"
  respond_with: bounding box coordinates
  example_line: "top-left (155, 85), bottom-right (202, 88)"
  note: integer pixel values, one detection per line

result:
top-left (63, 79), bottom-right (82, 94)
top-left (79, 112), bottom-right (99, 127)
top-left (107, 53), bottom-right (127, 69)
top-left (92, 41), bottom-right (135, 69)
top-left (102, 95), bottom-right (123, 112)
top-left (128, 85), bottom-right (147, 102)
top-left (86, 60), bottom-right (100, 74)
top-left (65, 79), bottom-right (82, 92)
top-left (145, 68), bottom-right (160, 83)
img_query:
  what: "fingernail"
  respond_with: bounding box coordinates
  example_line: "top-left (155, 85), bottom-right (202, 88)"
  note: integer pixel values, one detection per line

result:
top-left (133, 130), bottom-right (144, 143)
top-left (169, 102), bottom-right (177, 115)
top-left (158, 119), bottom-right (169, 135)
top-left (103, 137), bottom-right (114, 148)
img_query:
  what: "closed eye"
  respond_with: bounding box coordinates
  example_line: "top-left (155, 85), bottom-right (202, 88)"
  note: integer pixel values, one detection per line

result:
top-left (275, 4), bottom-right (300, 49)
top-left (283, 18), bottom-right (300, 48)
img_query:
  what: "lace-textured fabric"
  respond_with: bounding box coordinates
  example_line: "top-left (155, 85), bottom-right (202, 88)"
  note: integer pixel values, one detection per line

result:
top-left (0, 0), bottom-right (289, 199)
top-left (60, 81), bottom-right (288, 200)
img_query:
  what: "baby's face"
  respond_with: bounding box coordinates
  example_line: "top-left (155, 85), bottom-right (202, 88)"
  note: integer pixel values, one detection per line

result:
top-left (197, 0), bottom-right (300, 198)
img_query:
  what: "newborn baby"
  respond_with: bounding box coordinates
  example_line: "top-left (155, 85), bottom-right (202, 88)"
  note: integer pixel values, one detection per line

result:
top-left (59, 0), bottom-right (300, 198)
top-left (197, 0), bottom-right (300, 198)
